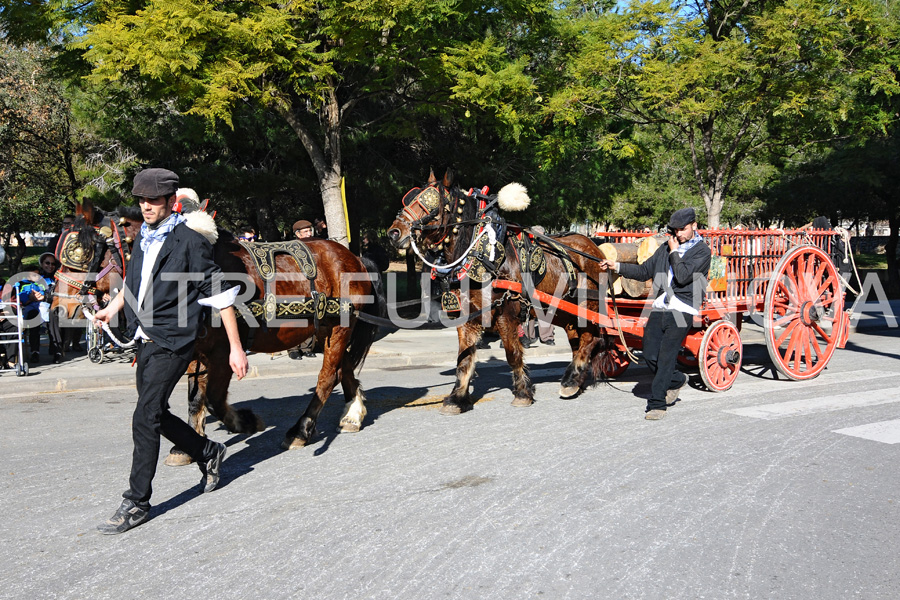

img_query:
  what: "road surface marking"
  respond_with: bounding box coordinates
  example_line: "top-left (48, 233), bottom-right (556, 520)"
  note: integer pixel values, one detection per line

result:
top-left (833, 420), bottom-right (900, 444)
top-left (724, 387), bottom-right (900, 420)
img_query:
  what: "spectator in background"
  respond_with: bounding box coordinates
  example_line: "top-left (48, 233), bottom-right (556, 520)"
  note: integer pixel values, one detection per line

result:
top-left (238, 225), bottom-right (257, 242)
top-left (16, 253), bottom-right (59, 364)
top-left (360, 230), bottom-right (390, 273)
top-left (289, 219), bottom-right (316, 360)
top-left (38, 253), bottom-right (63, 363)
top-left (293, 220), bottom-right (314, 240)
top-left (313, 217), bottom-right (328, 239)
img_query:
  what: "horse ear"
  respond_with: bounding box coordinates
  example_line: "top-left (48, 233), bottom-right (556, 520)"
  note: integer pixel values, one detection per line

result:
top-left (427, 169), bottom-right (437, 185)
top-left (442, 169), bottom-right (453, 188)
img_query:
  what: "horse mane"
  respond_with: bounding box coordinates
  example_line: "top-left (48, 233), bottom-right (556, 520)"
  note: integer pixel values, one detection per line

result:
top-left (72, 215), bottom-right (97, 251)
top-left (443, 184), bottom-right (480, 264)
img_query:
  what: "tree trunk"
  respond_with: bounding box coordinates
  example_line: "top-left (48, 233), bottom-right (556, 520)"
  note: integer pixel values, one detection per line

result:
top-left (320, 170), bottom-right (349, 246)
top-left (275, 95), bottom-right (350, 248)
top-left (705, 190), bottom-right (724, 229)
top-left (9, 232), bottom-right (26, 275)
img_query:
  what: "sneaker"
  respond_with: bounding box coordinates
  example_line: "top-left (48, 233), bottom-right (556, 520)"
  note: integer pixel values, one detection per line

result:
top-left (53, 352), bottom-right (62, 364)
top-left (666, 377), bottom-right (687, 405)
top-left (645, 409), bottom-right (666, 420)
top-left (302, 350), bottom-right (316, 358)
top-left (97, 499), bottom-right (150, 535)
top-left (30, 352), bottom-right (40, 364)
top-left (201, 442), bottom-right (227, 493)
top-left (288, 350), bottom-right (302, 360)
top-left (542, 339), bottom-right (555, 346)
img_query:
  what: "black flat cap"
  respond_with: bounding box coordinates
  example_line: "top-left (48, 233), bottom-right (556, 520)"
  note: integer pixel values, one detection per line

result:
top-left (668, 207), bottom-right (696, 229)
top-left (132, 168), bottom-right (179, 198)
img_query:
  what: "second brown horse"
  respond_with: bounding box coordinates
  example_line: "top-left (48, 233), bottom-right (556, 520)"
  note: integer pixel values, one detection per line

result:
top-left (387, 170), bottom-right (609, 414)
top-left (52, 209), bottom-right (385, 459)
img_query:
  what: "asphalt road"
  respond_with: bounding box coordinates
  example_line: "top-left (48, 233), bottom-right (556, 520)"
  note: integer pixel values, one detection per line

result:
top-left (1, 318), bottom-right (899, 599)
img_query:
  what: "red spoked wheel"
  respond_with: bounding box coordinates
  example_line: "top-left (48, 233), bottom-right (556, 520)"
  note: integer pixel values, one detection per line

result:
top-left (764, 245), bottom-right (844, 381)
top-left (699, 320), bottom-right (742, 392)
top-left (597, 347), bottom-right (630, 378)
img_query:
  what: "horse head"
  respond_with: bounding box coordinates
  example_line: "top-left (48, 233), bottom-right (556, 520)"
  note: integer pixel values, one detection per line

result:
top-left (51, 206), bottom-right (142, 320)
top-left (387, 169), bottom-right (457, 251)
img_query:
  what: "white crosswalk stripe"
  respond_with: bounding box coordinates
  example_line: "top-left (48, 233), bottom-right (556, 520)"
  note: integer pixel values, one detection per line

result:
top-left (723, 387), bottom-right (900, 420)
top-left (722, 368), bottom-right (898, 400)
top-left (833, 420), bottom-right (900, 444)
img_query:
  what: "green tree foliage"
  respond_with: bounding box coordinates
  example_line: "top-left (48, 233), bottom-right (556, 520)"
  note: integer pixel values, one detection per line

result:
top-left (547, 0), bottom-right (900, 228)
top-left (0, 42), bottom-right (74, 272)
top-left (74, 0), bottom-right (553, 246)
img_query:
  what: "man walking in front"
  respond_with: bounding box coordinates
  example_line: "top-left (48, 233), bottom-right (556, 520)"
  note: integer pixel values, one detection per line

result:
top-left (93, 168), bottom-right (248, 534)
top-left (599, 208), bottom-right (711, 420)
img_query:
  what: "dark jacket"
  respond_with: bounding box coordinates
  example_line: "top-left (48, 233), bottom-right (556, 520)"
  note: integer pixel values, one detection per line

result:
top-left (617, 237), bottom-right (711, 312)
top-left (123, 223), bottom-right (228, 357)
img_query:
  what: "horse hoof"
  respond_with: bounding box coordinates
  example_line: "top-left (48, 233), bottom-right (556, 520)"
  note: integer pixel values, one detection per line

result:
top-left (338, 421), bottom-right (361, 433)
top-left (559, 385), bottom-right (581, 399)
top-left (164, 451), bottom-right (194, 467)
top-left (439, 403), bottom-right (465, 416)
top-left (511, 396), bottom-right (533, 407)
top-left (281, 437), bottom-right (308, 450)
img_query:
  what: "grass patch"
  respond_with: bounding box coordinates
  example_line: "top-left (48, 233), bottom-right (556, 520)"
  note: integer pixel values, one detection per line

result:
top-left (1, 247), bottom-right (46, 279)
top-left (853, 252), bottom-right (889, 270)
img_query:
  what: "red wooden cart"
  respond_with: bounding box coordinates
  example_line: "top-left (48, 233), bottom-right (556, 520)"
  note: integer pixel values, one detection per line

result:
top-left (495, 228), bottom-right (852, 391)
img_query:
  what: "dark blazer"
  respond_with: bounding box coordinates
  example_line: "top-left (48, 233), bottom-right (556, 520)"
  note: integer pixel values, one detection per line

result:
top-left (617, 237), bottom-right (711, 312)
top-left (124, 223), bottom-right (228, 357)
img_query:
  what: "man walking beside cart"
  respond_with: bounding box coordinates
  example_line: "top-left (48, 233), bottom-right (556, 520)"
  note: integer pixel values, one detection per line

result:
top-left (92, 168), bottom-right (248, 534)
top-left (599, 208), bottom-right (711, 420)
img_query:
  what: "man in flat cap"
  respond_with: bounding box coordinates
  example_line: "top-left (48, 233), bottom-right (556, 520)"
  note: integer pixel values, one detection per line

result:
top-left (292, 219), bottom-right (314, 239)
top-left (599, 207), bottom-right (711, 420)
top-left (92, 168), bottom-right (248, 534)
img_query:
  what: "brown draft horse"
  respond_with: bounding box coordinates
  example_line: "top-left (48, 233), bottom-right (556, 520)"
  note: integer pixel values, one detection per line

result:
top-left (52, 208), bottom-right (385, 456)
top-left (387, 170), bottom-right (609, 414)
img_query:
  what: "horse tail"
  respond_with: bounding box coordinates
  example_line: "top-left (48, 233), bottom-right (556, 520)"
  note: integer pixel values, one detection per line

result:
top-left (346, 256), bottom-right (386, 373)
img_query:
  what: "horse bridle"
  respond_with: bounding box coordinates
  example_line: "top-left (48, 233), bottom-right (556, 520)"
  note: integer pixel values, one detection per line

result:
top-left (396, 183), bottom-right (498, 250)
top-left (53, 217), bottom-right (130, 313)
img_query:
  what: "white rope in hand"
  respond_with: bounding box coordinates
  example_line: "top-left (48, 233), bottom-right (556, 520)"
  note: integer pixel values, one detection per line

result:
top-left (82, 306), bottom-right (137, 349)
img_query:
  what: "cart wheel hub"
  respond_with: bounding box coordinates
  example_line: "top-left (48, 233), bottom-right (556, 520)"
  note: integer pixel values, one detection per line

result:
top-left (800, 301), bottom-right (820, 325)
top-left (716, 346), bottom-right (740, 367)
top-left (724, 349), bottom-right (741, 365)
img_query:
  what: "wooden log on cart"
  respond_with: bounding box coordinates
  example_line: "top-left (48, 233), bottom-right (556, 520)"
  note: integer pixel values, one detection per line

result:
top-left (637, 234), bottom-right (667, 263)
top-left (597, 242), bottom-right (639, 264)
top-left (598, 242), bottom-right (633, 296)
top-left (620, 277), bottom-right (652, 297)
top-left (598, 236), bottom-right (666, 298)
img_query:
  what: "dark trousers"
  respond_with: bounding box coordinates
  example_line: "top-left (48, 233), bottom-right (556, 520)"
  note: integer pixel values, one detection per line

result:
top-left (642, 310), bottom-right (691, 411)
top-left (47, 308), bottom-right (62, 355)
top-left (27, 322), bottom-right (59, 357)
top-left (124, 340), bottom-right (215, 507)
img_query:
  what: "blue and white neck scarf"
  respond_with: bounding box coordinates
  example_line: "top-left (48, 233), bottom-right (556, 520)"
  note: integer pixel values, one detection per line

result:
top-left (140, 213), bottom-right (186, 252)
top-left (674, 231), bottom-right (702, 258)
